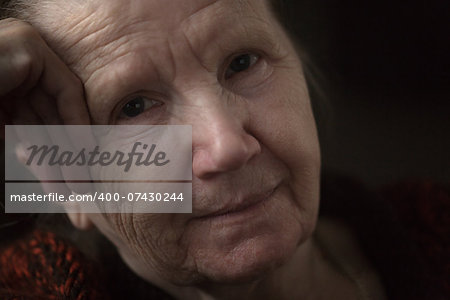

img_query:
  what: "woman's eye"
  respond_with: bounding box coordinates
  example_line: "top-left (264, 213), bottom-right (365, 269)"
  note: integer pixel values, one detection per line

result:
top-left (225, 53), bottom-right (259, 79)
top-left (119, 96), bottom-right (161, 118)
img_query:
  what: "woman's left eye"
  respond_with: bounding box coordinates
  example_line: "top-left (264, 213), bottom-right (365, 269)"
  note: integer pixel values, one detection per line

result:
top-left (119, 96), bottom-right (161, 119)
top-left (225, 53), bottom-right (259, 79)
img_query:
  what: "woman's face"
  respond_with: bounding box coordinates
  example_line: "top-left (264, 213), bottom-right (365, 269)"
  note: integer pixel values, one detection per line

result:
top-left (34, 0), bottom-right (321, 284)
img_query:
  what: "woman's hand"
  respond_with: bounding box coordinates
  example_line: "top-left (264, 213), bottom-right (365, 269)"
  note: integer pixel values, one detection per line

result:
top-left (0, 18), bottom-right (90, 129)
top-left (1, 18), bottom-right (93, 196)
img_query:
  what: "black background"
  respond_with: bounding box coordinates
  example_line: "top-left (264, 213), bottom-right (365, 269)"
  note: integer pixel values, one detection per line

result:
top-left (289, 0), bottom-right (449, 187)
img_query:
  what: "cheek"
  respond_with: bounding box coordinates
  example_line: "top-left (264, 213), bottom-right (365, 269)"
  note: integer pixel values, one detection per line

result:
top-left (102, 213), bottom-right (194, 278)
top-left (247, 67), bottom-right (320, 169)
top-left (246, 67), bottom-right (321, 231)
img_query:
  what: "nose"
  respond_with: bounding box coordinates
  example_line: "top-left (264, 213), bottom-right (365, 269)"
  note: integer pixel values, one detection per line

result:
top-left (190, 97), bottom-right (261, 179)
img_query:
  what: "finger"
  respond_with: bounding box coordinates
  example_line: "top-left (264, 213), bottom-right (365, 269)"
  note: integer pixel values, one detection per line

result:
top-left (38, 42), bottom-right (91, 125)
top-left (28, 89), bottom-right (94, 193)
top-left (0, 19), bottom-right (90, 126)
top-left (44, 126), bottom-right (94, 194)
top-left (12, 95), bottom-right (42, 126)
top-left (0, 19), bottom-right (43, 96)
top-left (28, 82), bottom-right (96, 155)
top-left (28, 87), bottom-right (62, 125)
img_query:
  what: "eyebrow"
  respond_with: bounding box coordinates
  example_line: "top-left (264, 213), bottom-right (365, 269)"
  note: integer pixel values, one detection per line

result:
top-left (84, 6), bottom-right (282, 123)
top-left (181, 8), bottom-right (282, 65)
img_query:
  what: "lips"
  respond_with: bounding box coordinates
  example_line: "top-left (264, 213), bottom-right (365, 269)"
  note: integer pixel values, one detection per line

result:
top-left (195, 186), bottom-right (277, 220)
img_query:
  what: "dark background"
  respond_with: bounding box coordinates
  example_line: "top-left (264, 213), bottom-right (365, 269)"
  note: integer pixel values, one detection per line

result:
top-left (289, 0), bottom-right (449, 188)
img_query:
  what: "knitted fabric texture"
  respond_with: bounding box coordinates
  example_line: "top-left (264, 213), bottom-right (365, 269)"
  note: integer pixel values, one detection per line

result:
top-left (0, 230), bottom-right (104, 300)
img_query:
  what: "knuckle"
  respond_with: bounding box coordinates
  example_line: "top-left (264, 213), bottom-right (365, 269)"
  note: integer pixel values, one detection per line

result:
top-left (14, 22), bottom-right (40, 41)
top-left (1, 18), bottom-right (38, 39)
top-left (1, 19), bottom-right (42, 52)
top-left (12, 47), bottom-right (35, 81)
top-left (0, 17), bottom-right (23, 28)
top-left (0, 19), bottom-right (44, 87)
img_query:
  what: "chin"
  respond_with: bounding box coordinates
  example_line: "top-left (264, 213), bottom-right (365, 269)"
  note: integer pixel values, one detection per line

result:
top-left (216, 241), bottom-right (298, 284)
top-left (191, 216), bottom-right (304, 284)
top-left (176, 183), bottom-right (316, 285)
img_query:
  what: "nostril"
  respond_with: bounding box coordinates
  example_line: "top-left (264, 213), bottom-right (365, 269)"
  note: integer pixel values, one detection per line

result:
top-left (192, 132), bottom-right (260, 179)
top-left (214, 133), bottom-right (256, 167)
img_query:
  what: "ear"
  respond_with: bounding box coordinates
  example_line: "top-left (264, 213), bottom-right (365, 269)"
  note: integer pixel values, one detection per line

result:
top-left (65, 201), bottom-right (94, 230)
top-left (66, 211), bottom-right (94, 230)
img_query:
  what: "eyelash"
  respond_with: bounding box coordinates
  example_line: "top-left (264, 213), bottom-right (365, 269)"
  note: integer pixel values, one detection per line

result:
top-left (223, 52), bottom-right (260, 80)
top-left (116, 52), bottom-right (261, 121)
top-left (117, 96), bottom-right (163, 121)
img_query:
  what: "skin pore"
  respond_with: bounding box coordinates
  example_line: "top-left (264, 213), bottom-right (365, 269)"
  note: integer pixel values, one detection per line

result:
top-left (13, 0), bottom-right (362, 299)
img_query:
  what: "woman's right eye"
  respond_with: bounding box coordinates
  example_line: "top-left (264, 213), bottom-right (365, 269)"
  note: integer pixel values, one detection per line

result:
top-left (119, 96), bottom-right (161, 119)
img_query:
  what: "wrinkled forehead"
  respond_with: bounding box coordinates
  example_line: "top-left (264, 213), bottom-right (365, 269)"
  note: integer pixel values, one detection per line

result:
top-left (24, 0), bottom-right (285, 123)
top-left (29, 0), bottom-right (274, 72)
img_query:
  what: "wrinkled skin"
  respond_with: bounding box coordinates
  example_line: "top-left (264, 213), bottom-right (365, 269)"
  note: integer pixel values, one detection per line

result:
top-left (1, 0), bottom-right (323, 298)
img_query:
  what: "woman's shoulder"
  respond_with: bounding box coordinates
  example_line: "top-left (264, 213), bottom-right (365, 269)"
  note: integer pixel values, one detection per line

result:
top-left (319, 170), bottom-right (449, 299)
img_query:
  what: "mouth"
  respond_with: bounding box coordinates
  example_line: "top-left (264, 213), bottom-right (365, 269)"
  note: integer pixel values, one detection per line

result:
top-left (195, 186), bottom-right (277, 221)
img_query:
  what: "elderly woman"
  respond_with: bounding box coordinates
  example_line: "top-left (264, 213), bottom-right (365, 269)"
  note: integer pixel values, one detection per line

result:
top-left (0, 0), bottom-right (445, 299)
